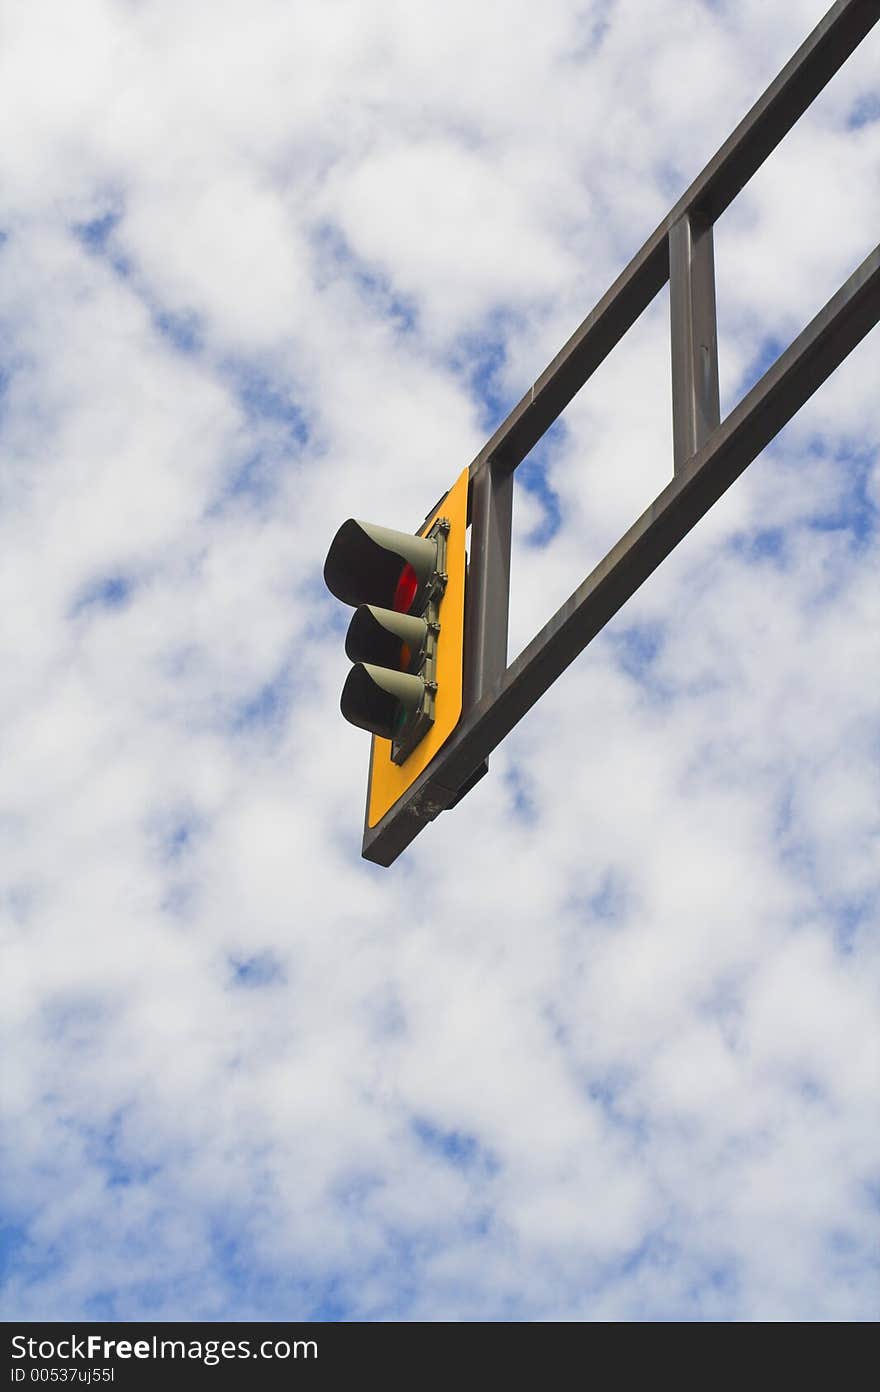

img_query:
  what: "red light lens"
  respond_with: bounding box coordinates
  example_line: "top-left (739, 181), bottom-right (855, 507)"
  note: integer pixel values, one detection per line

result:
top-left (393, 563), bottom-right (419, 613)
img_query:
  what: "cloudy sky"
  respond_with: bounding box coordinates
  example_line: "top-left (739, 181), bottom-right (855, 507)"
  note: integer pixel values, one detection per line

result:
top-left (1, 0), bottom-right (878, 1322)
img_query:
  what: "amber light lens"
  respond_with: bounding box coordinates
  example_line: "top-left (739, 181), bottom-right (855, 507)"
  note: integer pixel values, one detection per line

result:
top-left (393, 563), bottom-right (419, 613)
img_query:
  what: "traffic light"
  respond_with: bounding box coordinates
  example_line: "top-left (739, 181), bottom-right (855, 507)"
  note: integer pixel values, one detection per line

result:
top-left (324, 467), bottom-right (469, 827)
top-left (324, 516), bottom-right (445, 764)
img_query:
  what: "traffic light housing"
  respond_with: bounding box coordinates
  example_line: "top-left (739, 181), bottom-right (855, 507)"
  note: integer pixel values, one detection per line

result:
top-left (323, 521), bottom-right (438, 614)
top-left (324, 467), bottom-right (469, 826)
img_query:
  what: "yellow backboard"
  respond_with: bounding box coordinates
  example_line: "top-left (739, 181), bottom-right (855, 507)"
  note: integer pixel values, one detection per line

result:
top-left (367, 466), bottom-right (469, 827)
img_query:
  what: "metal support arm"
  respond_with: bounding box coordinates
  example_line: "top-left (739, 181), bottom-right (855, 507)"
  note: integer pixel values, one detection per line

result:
top-left (361, 0), bottom-right (880, 865)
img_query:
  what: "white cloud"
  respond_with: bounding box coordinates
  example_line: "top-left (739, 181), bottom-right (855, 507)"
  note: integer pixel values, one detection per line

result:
top-left (0, 0), bottom-right (878, 1323)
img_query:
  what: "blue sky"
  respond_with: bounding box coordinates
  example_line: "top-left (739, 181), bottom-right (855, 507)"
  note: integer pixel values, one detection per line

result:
top-left (0, 0), bottom-right (878, 1322)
